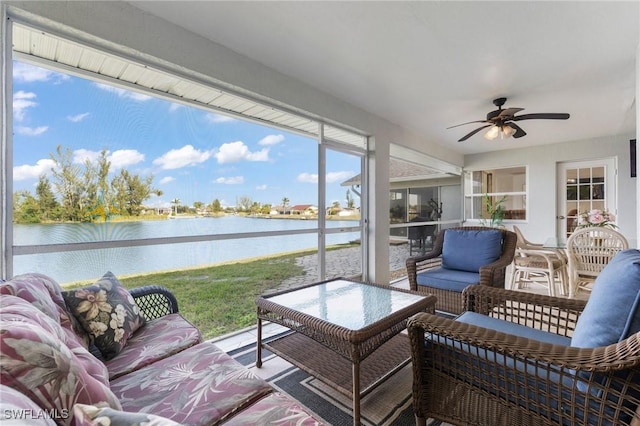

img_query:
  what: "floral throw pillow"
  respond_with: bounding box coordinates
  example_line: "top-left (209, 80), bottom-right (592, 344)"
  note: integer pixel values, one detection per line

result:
top-left (63, 272), bottom-right (145, 360)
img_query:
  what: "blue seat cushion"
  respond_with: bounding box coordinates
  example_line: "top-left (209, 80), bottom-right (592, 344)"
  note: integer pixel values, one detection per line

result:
top-left (456, 312), bottom-right (571, 346)
top-left (442, 229), bottom-right (503, 272)
top-left (416, 268), bottom-right (479, 292)
top-left (571, 249), bottom-right (640, 349)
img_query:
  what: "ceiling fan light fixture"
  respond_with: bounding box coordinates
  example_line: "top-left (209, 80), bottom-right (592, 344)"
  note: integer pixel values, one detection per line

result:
top-left (501, 125), bottom-right (516, 139)
top-left (484, 125), bottom-right (500, 140)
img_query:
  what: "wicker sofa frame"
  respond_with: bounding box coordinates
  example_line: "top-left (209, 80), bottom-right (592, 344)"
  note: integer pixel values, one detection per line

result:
top-left (129, 285), bottom-right (180, 319)
top-left (407, 285), bottom-right (640, 426)
top-left (406, 226), bottom-right (517, 314)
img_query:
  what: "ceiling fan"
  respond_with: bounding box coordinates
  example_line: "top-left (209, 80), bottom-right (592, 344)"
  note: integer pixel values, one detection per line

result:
top-left (448, 97), bottom-right (570, 142)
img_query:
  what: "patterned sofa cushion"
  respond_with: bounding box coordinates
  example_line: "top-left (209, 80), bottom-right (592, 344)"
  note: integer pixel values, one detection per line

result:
top-left (0, 273), bottom-right (89, 348)
top-left (72, 404), bottom-right (181, 426)
top-left (110, 341), bottom-right (273, 425)
top-left (105, 313), bottom-right (202, 380)
top-left (63, 272), bottom-right (146, 360)
top-left (0, 296), bottom-right (122, 426)
top-left (0, 384), bottom-right (58, 425)
top-left (223, 392), bottom-right (323, 425)
top-left (0, 295), bottom-right (110, 384)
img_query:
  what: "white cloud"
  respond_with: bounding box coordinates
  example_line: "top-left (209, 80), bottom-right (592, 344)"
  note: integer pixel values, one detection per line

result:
top-left (215, 141), bottom-right (269, 164)
top-left (215, 176), bottom-right (244, 184)
top-left (72, 148), bottom-right (144, 168)
top-left (326, 171), bottom-right (356, 183)
top-left (15, 126), bottom-right (48, 136)
top-left (13, 62), bottom-right (69, 83)
top-left (153, 145), bottom-right (214, 170)
top-left (68, 112), bottom-right (90, 123)
top-left (256, 184), bottom-right (268, 190)
top-left (297, 171), bottom-right (355, 184)
top-left (13, 91), bottom-right (37, 121)
top-left (159, 176), bottom-right (175, 185)
top-left (258, 134), bottom-right (285, 146)
top-left (73, 149), bottom-right (101, 164)
top-left (297, 172), bottom-right (318, 183)
top-left (13, 158), bottom-right (56, 181)
top-left (206, 112), bottom-right (236, 123)
top-left (169, 103), bottom-right (183, 112)
top-left (94, 83), bottom-right (152, 101)
top-left (108, 149), bottom-right (145, 168)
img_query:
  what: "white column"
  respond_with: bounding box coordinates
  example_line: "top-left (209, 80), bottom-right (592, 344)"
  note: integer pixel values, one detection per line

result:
top-left (366, 136), bottom-right (390, 283)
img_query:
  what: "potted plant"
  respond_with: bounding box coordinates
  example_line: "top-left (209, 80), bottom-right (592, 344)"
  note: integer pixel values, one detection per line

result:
top-left (481, 193), bottom-right (507, 228)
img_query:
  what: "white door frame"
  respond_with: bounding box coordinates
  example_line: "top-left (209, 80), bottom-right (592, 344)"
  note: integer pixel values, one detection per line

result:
top-left (556, 158), bottom-right (617, 238)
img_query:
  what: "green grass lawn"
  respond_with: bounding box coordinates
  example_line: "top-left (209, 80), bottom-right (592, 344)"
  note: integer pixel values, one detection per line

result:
top-left (118, 252), bottom-right (307, 340)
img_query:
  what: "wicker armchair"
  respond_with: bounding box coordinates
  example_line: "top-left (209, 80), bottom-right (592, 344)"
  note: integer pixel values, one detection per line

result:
top-left (566, 226), bottom-right (629, 297)
top-left (510, 225), bottom-right (568, 297)
top-left (406, 226), bottom-right (517, 314)
top-left (408, 253), bottom-right (640, 426)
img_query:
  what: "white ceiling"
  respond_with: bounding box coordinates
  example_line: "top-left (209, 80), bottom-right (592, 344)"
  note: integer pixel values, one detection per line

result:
top-left (129, 1), bottom-right (638, 155)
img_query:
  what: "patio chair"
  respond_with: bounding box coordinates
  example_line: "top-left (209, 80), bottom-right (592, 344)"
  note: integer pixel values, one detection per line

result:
top-left (510, 225), bottom-right (568, 296)
top-left (408, 248), bottom-right (640, 426)
top-left (566, 226), bottom-right (628, 297)
top-left (408, 217), bottom-right (435, 256)
top-left (406, 226), bottom-right (517, 314)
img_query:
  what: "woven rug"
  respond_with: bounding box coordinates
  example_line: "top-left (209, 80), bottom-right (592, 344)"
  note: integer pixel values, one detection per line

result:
top-left (228, 338), bottom-right (443, 426)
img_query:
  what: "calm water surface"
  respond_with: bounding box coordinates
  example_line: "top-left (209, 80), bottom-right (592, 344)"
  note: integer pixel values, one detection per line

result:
top-left (13, 216), bottom-right (359, 284)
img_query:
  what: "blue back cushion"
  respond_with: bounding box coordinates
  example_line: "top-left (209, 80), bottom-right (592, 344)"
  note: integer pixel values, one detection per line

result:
top-left (442, 229), bottom-right (503, 272)
top-left (571, 249), bottom-right (640, 348)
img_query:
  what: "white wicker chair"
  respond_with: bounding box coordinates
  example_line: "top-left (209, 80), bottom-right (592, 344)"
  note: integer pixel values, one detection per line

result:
top-left (566, 226), bottom-right (628, 297)
top-left (510, 225), bottom-right (568, 296)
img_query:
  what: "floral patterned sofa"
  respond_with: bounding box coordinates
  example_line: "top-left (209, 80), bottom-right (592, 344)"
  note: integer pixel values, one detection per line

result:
top-left (0, 272), bottom-right (322, 425)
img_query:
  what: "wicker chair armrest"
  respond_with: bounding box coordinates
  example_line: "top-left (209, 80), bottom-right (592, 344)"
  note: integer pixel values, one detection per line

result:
top-left (462, 285), bottom-right (587, 337)
top-left (517, 248), bottom-right (566, 259)
top-left (408, 312), bottom-right (640, 371)
top-left (406, 249), bottom-right (442, 267)
top-left (130, 285), bottom-right (180, 320)
top-left (406, 252), bottom-right (443, 291)
top-left (476, 229), bottom-right (517, 285)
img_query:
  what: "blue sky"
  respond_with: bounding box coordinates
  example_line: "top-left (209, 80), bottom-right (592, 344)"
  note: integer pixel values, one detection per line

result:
top-left (12, 61), bottom-right (361, 209)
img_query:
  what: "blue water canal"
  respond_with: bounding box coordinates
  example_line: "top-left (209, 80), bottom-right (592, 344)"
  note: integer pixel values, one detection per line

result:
top-left (13, 216), bottom-right (359, 284)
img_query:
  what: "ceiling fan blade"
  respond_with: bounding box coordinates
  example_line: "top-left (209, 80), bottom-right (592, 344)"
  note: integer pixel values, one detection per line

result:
top-left (507, 123), bottom-right (527, 138)
top-left (498, 107), bottom-right (524, 118)
top-left (458, 124), bottom-right (492, 142)
top-left (512, 113), bottom-right (570, 121)
top-left (446, 120), bottom-right (488, 129)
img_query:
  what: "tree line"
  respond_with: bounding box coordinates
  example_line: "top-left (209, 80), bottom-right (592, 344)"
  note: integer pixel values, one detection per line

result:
top-left (13, 145), bottom-right (359, 224)
top-left (13, 145), bottom-right (161, 224)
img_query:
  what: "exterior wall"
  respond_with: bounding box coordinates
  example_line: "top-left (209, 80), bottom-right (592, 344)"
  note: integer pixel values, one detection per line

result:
top-left (464, 133), bottom-right (638, 242)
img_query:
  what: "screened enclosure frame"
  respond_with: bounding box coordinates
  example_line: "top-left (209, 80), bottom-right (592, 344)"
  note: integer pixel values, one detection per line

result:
top-left (1, 14), bottom-right (369, 282)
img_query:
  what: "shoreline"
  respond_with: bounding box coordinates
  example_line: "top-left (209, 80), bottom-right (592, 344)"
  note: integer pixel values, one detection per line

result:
top-left (60, 242), bottom-right (361, 288)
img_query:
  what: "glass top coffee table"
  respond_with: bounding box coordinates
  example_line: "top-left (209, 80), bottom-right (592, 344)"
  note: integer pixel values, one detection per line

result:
top-left (255, 278), bottom-right (436, 426)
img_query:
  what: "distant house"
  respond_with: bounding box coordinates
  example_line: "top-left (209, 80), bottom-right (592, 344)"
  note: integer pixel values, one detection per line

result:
top-left (270, 204), bottom-right (317, 216)
top-left (291, 204), bottom-right (317, 216)
top-left (337, 208), bottom-right (359, 217)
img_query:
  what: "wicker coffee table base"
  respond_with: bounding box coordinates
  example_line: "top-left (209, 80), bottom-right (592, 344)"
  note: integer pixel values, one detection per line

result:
top-left (259, 331), bottom-right (410, 425)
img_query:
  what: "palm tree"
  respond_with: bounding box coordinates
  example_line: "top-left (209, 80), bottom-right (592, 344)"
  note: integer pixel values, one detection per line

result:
top-left (171, 198), bottom-right (180, 216)
top-left (281, 197), bottom-right (290, 214)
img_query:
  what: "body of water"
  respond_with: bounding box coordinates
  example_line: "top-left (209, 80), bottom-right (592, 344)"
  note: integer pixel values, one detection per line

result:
top-left (13, 216), bottom-right (360, 284)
